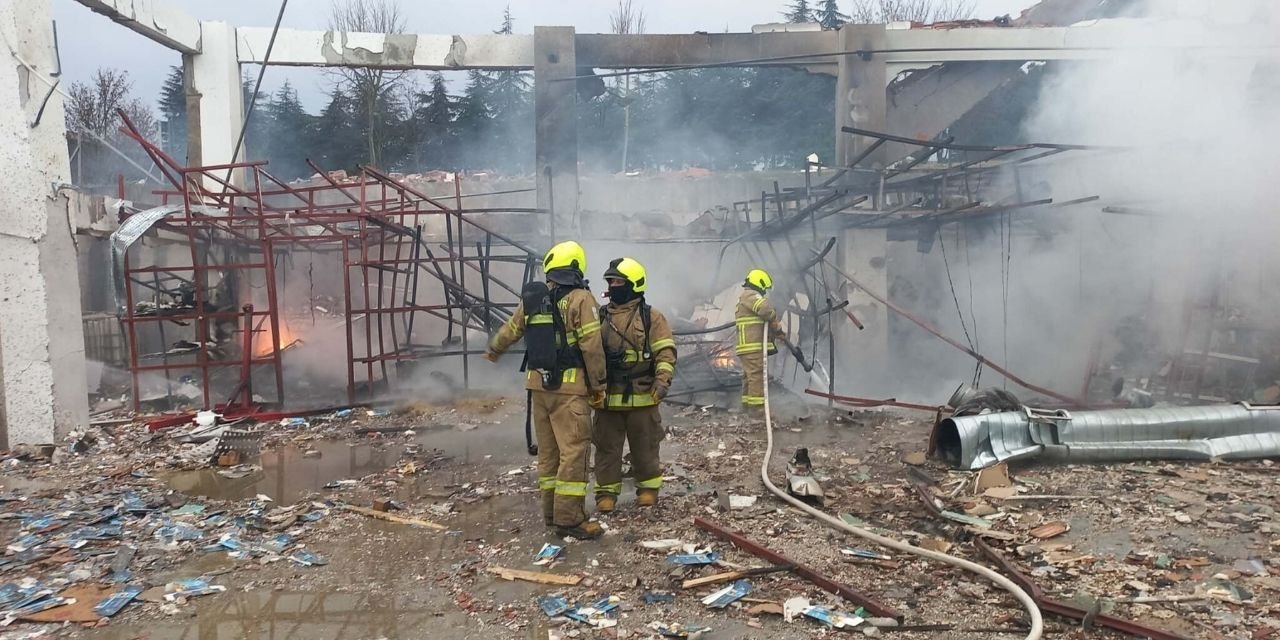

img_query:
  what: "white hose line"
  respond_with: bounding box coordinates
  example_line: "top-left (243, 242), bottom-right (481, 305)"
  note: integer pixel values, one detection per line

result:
top-left (758, 325), bottom-right (1043, 639)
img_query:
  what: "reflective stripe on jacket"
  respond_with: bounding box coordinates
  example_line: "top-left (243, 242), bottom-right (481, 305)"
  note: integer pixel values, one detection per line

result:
top-left (600, 298), bottom-right (677, 410)
top-left (734, 288), bottom-right (784, 355)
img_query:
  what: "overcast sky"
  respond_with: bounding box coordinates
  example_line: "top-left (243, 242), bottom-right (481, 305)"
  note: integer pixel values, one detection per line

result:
top-left (53, 0), bottom-right (1034, 112)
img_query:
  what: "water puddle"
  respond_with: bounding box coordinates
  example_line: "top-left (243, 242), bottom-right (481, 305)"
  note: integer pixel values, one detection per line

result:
top-left (83, 590), bottom-right (414, 639)
top-left (166, 440), bottom-right (405, 502)
top-left (0, 474), bottom-right (59, 494)
top-left (163, 413), bottom-right (534, 503)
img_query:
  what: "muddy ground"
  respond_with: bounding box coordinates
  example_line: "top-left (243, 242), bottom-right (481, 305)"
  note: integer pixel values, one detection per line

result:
top-left (1, 393), bottom-right (1277, 640)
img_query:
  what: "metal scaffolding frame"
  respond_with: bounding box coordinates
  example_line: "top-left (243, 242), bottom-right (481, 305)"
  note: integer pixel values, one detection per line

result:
top-left (114, 114), bottom-right (545, 415)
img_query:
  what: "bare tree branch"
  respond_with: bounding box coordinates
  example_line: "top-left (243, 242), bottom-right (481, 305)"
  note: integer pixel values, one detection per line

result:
top-left (610, 0), bottom-right (647, 35)
top-left (327, 0), bottom-right (408, 167)
top-left (849, 0), bottom-right (974, 23)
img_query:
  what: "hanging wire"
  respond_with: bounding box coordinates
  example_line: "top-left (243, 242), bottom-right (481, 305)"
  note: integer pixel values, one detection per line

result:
top-left (938, 226), bottom-right (976, 357)
top-left (962, 223), bottom-right (984, 386)
top-left (1001, 210), bottom-right (1013, 388)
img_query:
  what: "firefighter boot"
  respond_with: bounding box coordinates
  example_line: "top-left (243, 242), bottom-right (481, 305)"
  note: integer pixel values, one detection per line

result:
top-left (636, 489), bottom-right (659, 507)
top-left (595, 494), bottom-right (617, 514)
top-left (558, 520), bottom-right (605, 540)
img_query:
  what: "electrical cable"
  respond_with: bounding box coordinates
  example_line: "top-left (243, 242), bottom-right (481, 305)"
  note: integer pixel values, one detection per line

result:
top-left (963, 226), bottom-right (983, 386)
top-left (938, 226), bottom-right (975, 353)
top-left (225, 0), bottom-right (289, 185)
top-left (757, 324), bottom-right (1043, 640)
top-left (0, 26), bottom-right (158, 181)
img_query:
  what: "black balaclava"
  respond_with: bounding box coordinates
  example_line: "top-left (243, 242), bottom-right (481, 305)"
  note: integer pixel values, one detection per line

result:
top-left (607, 281), bottom-right (640, 305)
top-left (546, 267), bottom-right (585, 288)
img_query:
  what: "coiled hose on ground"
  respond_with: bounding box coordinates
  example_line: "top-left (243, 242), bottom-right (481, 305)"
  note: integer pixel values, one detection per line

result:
top-left (758, 325), bottom-right (1044, 639)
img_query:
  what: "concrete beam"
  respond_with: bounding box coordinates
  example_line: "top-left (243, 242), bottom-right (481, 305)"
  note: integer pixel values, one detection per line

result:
top-left (237, 27), bottom-right (534, 69)
top-left (0, 0), bottom-right (90, 445)
top-left (71, 0), bottom-right (201, 54)
top-left (534, 27), bottom-right (579, 240)
top-left (232, 22), bottom-right (1279, 71)
top-left (574, 31), bottom-right (839, 68)
top-left (884, 61), bottom-right (1022, 161)
top-left (236, 29), bottom-right (840, 70)
top-left (879, 20), bottom-right (1280, 64)
top-left (189, 22), bottom-right (244, 178)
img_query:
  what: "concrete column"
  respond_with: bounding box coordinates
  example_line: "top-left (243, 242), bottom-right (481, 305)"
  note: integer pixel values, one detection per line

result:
top-left (188, 21), bottom-right (244, 179)
top-left (834, 25), bottom-right (887, 169)
top-left (0, 0), bottom-right (90, 445)
top-left (833, 25), bottom-right (890, 394)
top-left (533, 26), bottom-right (579, 240)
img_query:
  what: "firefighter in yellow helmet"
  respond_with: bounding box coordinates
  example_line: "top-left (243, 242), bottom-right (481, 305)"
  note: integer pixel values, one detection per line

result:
top-left (593, 258), bottom-right (677, 513)
top-left (486, 241), bottom-right (609, 539)
top-left (735, 268), bottom-right (785, 411)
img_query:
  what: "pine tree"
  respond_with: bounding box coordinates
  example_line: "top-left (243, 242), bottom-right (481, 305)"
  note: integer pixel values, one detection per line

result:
top-left (454, 70), bottom-right (492, 168)
top-left (262, 81), bottom-right (315, 180)
top-left (158, 66), bottom-right (187, 162)
top-left (482, 6), bottom-right (533, 173)
top-left (311, 87), bottom-right (361, 172)
top-left (410, 72), bottom-right (456, 168)
top-left (784, 0), bottom-right (814, 23)
top-left (817, 0), bottom-right (849, 28)
top-left (241, 75), bottom-right (272, 161)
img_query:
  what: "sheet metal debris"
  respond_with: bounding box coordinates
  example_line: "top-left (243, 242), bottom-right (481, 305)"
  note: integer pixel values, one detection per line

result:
top-left (94, 585), bottom-right (144, 617)
top-left (701, 579), bottom-right (751, 608)
top-left (936, 403), bottom-right (1280, 470)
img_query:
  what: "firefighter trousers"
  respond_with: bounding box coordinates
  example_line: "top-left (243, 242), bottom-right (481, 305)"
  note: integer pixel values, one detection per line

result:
top-left (592, 406), bottom-right (664, 499)
top-left (532, 391), bottom-right (593, 527)
top-left (739, 352), bottom-right (765, 408)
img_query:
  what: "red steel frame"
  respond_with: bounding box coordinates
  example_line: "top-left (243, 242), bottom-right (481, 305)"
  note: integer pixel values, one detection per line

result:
top-left (115, 114), bottom-right (544, 413)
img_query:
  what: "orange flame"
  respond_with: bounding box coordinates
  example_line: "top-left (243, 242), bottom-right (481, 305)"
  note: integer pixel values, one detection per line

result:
top-left (254, 324), bottom-right (298, 357)
top-left (710, 352), bottom-right (738, 370)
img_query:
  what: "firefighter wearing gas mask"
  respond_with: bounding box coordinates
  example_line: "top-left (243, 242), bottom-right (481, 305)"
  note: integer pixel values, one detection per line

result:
top-left (592, 258), bottom-right (677, 513)
top-left (735, 268), bottom-right (785, 412)
top-left (486, 241), bottom-right (608, 540)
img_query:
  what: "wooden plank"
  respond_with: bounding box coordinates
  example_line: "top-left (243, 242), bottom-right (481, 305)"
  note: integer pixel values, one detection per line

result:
top-left (487, 566), bottom-right (582, 586)
top-left (339, 505), bottom-right (447, 531)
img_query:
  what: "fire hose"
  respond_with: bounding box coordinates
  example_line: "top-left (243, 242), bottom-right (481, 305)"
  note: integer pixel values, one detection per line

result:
top-left (758, 325), bottom-right (1044, 640)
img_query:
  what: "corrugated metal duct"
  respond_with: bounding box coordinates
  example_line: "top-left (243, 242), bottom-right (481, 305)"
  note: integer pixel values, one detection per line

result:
top-left (935, 404), bottom-right (1280, 470)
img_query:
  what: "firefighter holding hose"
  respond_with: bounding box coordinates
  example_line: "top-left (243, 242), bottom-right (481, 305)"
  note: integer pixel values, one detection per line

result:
top-left (486, 241), bottom-right (609, 540)
top-left (592, 257), bottom-right (677, 512)
top-left (735, 268), bottom-right (786, 413)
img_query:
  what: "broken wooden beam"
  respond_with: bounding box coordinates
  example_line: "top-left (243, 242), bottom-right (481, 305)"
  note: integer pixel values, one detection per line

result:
top-left (487, 566), bottom-right (582, 586)
top-left (338, 504), bottom-right (447, 530)
top-left (680, 565), bottom-right (792, 590)
top-left (692, 517), bottom-right (902, 621)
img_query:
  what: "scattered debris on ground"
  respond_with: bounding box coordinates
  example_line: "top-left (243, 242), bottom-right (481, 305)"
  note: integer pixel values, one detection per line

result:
top-left (0, 395), bottom-right (1275, 638)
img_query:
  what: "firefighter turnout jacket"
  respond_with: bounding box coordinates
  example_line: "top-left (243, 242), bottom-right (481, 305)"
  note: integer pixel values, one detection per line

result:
top-left (600, 298), bottom-right (677, 409)
top-left (734, 287), bottom-right (785, 354)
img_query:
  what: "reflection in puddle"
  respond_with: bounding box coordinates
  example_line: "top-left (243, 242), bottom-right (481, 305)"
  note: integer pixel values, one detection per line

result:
top-left (87, 591), bottom-right (407, 640)
top-left (166, 441), bottom-right (404, 502)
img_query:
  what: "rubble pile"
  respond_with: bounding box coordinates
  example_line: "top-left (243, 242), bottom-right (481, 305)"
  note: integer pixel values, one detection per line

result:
top-left (0, 396), bottom-right (1275, 638)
